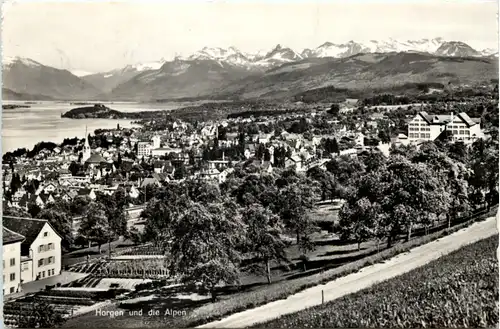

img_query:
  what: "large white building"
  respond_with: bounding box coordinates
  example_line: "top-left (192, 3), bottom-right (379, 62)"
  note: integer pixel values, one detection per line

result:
top-left (3, 227), bottom-right (24, 295)
top-left (408, 112), bottom-right (482, 143)
top-left (3, 217), bottom-right (63, 286)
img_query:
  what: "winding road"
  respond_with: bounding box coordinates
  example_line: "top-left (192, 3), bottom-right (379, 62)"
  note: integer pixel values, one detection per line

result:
top-left (199, 214), bottom-right (498, 328)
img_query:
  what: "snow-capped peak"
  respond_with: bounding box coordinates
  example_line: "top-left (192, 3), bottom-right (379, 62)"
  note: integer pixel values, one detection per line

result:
top-left (122, 59), bottom-right (166, 72)
top-left (190, 46), bottom-right (242, 61)
top-left (3, 56), bottom-right (42, 68)
top-left (480, 48), bottom-right (498, 57)
top-left (264, 44), bottom-right (303, 61)
top-left (70, 70), bottom-right (94, 77)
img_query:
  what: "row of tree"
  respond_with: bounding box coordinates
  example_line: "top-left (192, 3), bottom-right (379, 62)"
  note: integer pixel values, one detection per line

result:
top-left (338, 138), bottom-right (499, 250)
top-left (135, 135), bottom-right (498, 302)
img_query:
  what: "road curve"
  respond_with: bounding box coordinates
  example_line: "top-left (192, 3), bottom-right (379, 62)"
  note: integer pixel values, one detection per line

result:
top-left (199, 214), bottom-right (498, 328)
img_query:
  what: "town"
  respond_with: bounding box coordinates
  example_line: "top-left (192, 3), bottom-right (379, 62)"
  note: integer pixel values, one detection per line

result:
top-left (2, 82), bottom-right (499, 327)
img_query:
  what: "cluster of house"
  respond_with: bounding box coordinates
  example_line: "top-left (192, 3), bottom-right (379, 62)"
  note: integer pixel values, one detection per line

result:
top-left (3, 110), bottom-right (485, 212)
top-left (1, 107), bottom-right (486, 296)
top-left (2, 216), bottom-right (62, 296)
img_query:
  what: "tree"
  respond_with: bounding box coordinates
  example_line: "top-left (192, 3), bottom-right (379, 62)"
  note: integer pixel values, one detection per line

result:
top-left (242, 204), bottom-right (287, 284)
top-left (328, 103), bottom-right (340, 116)
top-left (27, 203), bottom-right (41, 218)
top-left (306, 166), bottom-right (336, 201)
top-left (233, 173), bottom-right (279, 210)
top-left (10, 173), bottom-right (22, 195)
top-left (3, 207), bottom-right (31, 217)
top-left (377, 127), bottom-right (391, 144)
top-left (379, 157), bottom-right (450, 246)
top-left (174, 165), bottom-right (188, 180)
top-left (358, 150), bottom-right (386, 173)
top-left (78, 202), bottom-right (111, 252)
top-left (326, 155), bottom-right (366, 186)
top-left (338, 198), bottom-right (380, 250)
top-left (38, 208), bottom-right (74, 250)
top-left (96, 191), bottom-right (129, 242)
top-left (117, 153), bottom-right (123, 167)
top-left (69, 196), bottom-right (91, 216)
top-left (411, 142), bottom-right (470, 228)
top-left (278, 177), bottom-right (318, 247)
top-left (141, 183), bottom-right (188, 244)
top-left (69, 162), bottom-right (80, 176)
top-left (468, 139), bottom-right (499, 210)
top-left (167, 200), bottom-right (244, 302)
top-left (17, 302), bottom-right (65, 328)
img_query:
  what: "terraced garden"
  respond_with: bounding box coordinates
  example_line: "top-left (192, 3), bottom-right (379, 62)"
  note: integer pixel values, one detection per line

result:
top-left (115, 243), bottom-right (164, 256)
top-left (253, 235), bottom-right (499, 328)
top-left (3, 293), bottom-right (99, 328)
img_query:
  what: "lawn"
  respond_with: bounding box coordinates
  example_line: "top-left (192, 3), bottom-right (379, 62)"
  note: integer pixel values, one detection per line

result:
top-left (253, 235), bottom-right (499, 328)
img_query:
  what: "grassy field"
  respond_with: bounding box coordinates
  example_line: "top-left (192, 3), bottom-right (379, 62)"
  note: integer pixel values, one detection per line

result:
top-left (253, 235), bottom-right (499, 328)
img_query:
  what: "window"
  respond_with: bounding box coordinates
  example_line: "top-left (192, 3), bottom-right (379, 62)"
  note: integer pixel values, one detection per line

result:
top-left (459, 130), bottom-right (464, 135)
top-left (420, 133), bottom-right (426, 138)
top-left (53, 269), bottom-right (56, 275)
top-left (48, 243), bottom-right (54, 250)
top-left (44, 232), bottom-right (49, 237)
top-left (10, 287), bottom-right (14, 294)
top-left (10, 273), bottom-right (15, 281)
top-left (38, 259), bottom-right (44, 267)
top-left (21, 263), bottom-right (29, 272)
top-left (48, 257), bottom-right (54, 264)
top-left (10, 258), bottom-right (15, 267)
top-left (2, 260), bottom-right (4, 269)
top-left (42, 271), bottom-right (45, 278)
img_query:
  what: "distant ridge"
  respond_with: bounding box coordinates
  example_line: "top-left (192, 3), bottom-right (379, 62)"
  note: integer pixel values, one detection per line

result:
top-left (3, 38), bottom-right (498, 101)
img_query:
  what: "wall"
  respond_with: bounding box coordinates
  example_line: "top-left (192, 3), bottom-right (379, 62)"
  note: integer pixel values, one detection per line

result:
top-left (3, 241), bottom-right (22, 295)
top-left (31, 223), bottom-right (62, 282)
top-left (21, 259), bottom-right (33, 283)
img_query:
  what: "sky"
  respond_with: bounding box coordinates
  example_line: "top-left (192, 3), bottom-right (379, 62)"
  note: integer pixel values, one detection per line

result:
top-left (1, 0), bottom-right (498, 73)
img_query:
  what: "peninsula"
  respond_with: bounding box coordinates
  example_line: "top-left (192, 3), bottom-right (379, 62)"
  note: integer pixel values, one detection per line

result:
top-left (61, 103), bottom-right (163, 119)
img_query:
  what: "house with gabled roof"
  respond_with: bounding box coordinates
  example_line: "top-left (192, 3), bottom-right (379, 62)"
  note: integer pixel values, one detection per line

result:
top-left (3, 216), bottom-right (62, 285)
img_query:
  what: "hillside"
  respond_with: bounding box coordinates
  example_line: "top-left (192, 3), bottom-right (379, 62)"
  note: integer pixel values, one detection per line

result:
top-left (81, 69), bottom-right (143, 94)
top-left (253, 235), bottom-right (498, 328)
top-left (214, 52), bottom-right (498, 100)
top-left (2, 88), bottom-right (54, 101)
top-left (81, 60), bottom-right (167, 94)
top-left (109, 59), bottom-right (258, 101)
top-left (3, 57), bottom-right (101, 100)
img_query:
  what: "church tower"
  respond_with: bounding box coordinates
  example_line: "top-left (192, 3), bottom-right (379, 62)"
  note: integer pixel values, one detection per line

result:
top-left (82, 126), bottom-right (91, 163)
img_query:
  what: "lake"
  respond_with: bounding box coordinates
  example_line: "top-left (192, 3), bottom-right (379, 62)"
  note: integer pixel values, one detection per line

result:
top-left (2, 101), bottom-right (200, 153)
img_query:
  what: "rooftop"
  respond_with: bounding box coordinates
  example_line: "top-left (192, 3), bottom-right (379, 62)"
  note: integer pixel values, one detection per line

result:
top-left (3, 216), bottom-right (49, 247)
top-left (3, 227), bottom-right (25, 245)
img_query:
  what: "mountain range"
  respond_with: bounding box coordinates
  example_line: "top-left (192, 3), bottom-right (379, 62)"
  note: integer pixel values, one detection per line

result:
top-left (2, 38), bottom-right (498, 101)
